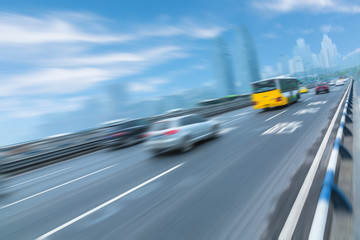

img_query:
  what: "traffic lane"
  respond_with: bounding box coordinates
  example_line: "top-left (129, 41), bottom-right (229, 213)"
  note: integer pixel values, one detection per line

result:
top-left (45, 88), bottom-right (345, 240)
top-left (2, 104), bottom-right (254, 195)
top-left (0, 144), bottom-right (151, 208)
top-left (0, 86), bottom-right (344, 238)
top-left (27, 86), bottom-right (347, 239)
top-left (0, 105), bottom-right (257, 213)
top-left (221, 87), bottom-right (344, 131)
top-left (2, 85), bottom-right (332, 193)
top-left (0, 152), bottom-right (187, 240)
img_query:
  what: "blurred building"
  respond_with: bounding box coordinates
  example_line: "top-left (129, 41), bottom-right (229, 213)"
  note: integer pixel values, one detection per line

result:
top-left (319, 34), bottom-right (340, 69)
top-left (233, 25), bottom-right (261, 93)
top-left (107, 81), bottom-right (129, 119)
top-left (213, 36), bottom-right (237, 97)
top-left (292, 38), bottom-right (313, 72)
top-left (280, 55), bottom-right (290, 74)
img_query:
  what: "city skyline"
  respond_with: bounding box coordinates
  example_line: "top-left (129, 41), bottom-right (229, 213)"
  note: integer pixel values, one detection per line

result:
top-left (264, 33), bottom-right (345, 79)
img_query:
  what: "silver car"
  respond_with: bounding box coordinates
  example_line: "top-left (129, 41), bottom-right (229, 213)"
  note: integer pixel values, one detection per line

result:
top-left (145, 114), bottom-right (220, 155)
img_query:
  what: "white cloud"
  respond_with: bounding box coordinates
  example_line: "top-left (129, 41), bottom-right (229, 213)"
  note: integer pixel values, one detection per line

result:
top-left (320, 24), bottom-right (344, 33)
top-left (0, 97), bottom-right (87, 118)
top-left (47, 46), bottom-right (186, 67)
top-left (0, 68), bottom-right (123, 96)
top-left (128, 82), bottom-right (157, 92)
top-left (0, 12), bottom-right (224, 46)
top-left (0, 13), bottom-right (130, 45)
top-left (128, 77), bottom-right (169, 93)
top-left (254, 0), bottom-right (360, 13)
top-left (133, 19), bottom-right (224, 39)
top-left (0, 46), bottom-right (187, 96)
top-left (0, 11), bottom-right (220, 120)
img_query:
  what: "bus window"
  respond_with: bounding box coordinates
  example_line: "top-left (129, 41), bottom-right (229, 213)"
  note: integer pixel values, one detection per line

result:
top-left (252, 80), bottom-right (277, 93)
top-left (279, 79), bottom-right (289, 92)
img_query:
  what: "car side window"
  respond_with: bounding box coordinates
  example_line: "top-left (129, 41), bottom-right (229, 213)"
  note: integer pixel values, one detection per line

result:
top-left (192, 115), bottom-right (205, 123)
top-left (181, 116), bottom-right (194, 126)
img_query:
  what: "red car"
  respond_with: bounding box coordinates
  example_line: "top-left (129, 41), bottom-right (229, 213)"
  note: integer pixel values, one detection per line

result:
top-left (315, 83), bottom-right (329, 94)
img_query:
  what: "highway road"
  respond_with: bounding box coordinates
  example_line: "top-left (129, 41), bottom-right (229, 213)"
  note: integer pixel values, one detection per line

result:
top-left (0, 84), bottom-right (349, 240)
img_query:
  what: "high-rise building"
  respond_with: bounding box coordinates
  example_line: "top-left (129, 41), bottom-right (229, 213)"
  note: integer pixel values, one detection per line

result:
top-left (280, 55), bottom-right (290, 74)
top-left (292, 38), bottom-right (313, 71)
top-left (107, 82), bottom-right (128, 119)
top-left (319, 34), bottom-right (340, 69)
top-left (213, 36), bottom-right (236, 97)
top-left (233, 25), bottom-right (261, 93)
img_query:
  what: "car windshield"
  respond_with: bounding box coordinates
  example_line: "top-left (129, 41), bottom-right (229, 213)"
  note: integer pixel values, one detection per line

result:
top-left (252, 80), bottom-right (277, 93)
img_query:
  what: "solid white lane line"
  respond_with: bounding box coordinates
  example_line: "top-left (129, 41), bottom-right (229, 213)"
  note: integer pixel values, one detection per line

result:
top-left (0, 164), bottom-right (118, 210)
top-left (36, 163), bottom-right (184, 240)
top-left (223, 116), bottom-right (245, 125)
top-left (220, 127), bottom-right (237, 135)
top-left (234, 112), bottom-right (251, 117)
top-left (0, 167), bottom-right (71, 191)
top-left (305, 97), bottom-right (312, 102)
top-left (278, 83), bottom-right (350, 240)
top-left (264, 110), bottom-right (288, 122)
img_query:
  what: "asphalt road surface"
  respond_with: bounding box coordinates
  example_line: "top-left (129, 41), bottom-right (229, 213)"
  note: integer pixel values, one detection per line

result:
top-left (0, 84), bottom-right (349, 240)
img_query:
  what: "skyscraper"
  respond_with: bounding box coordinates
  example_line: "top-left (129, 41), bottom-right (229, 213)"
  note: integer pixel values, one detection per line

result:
top-left (213, 36), bottom-right (236, 97)
top-left (280, 54), bottom-right (290, 74)
top-left (233, 25), bottom-right (261, 94)
top-left (319, 34), bottom-right (340, 69)
top-left (292, 38), bottom-right (313, 71)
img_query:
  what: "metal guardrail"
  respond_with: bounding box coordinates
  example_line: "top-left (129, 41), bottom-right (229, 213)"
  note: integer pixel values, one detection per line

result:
top-left (309, 80), bottom-right (354, 239)
top-left (0, 95), bottom-right (252, 174)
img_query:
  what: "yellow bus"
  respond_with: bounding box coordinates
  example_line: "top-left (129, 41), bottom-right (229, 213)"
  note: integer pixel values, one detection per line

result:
top-left (251, 77), bottom-right (300, 110)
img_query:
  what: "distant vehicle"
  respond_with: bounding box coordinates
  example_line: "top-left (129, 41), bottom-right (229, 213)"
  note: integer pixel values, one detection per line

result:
top-left (336, 79), bottom-right (344, 86)
top-left (315, 83), bottom-right (329, 94)
top-left (251, 77), bottom-right (300, 110)
top-left (103, 119), bottom-right (150, 149)
top-left (329, 80), bottom-right (336, 86)
top-left (145, 114), bottom-right (220, 155)
top-left (300, 86), bottom-right (309, 93)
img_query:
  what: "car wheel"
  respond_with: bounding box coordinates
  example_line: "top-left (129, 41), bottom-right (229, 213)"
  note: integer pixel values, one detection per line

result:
top-left (316, 91), bottom-right (318, 95)
top-left (181, 136), bottom-right (193, 153)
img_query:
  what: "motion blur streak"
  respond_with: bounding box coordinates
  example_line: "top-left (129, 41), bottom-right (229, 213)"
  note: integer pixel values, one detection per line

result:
top-left (0, 164), bottom-right (117, 210)
top-left (36, 163), bottom-right (184, 240)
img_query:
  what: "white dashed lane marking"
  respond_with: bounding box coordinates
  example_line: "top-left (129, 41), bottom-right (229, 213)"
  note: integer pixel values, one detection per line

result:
top-left (261, 121), bottom-right (303, 135)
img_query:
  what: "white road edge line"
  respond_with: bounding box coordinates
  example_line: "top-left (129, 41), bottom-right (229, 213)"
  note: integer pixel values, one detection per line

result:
top-left (265, 109), bottom-right (288, 122)
top-left (0, 164), bottom-right (118, 210)
top-left (36, 163), bottom-right (184, 240)
top-left (0, 167), bottom-right (71, 191)
top-left (278, 83), bottom-right (350, 240)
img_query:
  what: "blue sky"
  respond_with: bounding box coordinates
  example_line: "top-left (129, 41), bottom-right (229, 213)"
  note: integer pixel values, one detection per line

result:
top-left (1, 0), bottom-right (360, 146)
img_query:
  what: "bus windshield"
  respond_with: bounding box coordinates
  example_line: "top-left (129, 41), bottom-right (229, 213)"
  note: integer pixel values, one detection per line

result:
top-left (252, 80), bottom-right (277, 93)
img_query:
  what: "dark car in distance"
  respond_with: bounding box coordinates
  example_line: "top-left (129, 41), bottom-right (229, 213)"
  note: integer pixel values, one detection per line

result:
top-left (103, 119), bottom-right (149, 149)
top-left (315, 82), bottom-right (329, 94)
